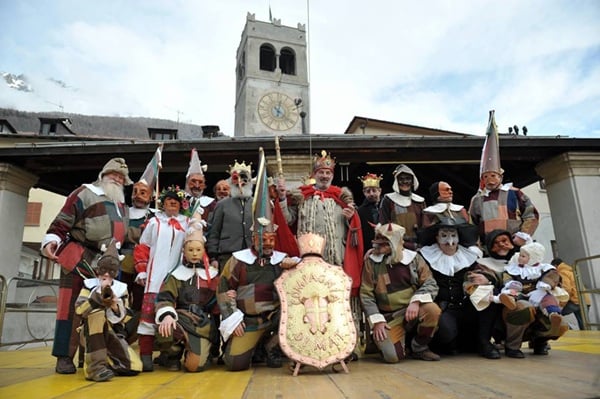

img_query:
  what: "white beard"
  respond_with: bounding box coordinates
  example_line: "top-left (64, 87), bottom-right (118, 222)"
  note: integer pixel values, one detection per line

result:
top-left (100, 177), bottom-right (125, 203)
top-left (231, 183), bottom-right (253, 199)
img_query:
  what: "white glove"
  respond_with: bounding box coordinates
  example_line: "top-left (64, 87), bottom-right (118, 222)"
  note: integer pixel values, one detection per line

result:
top-left (536, 281), bottom-right (552, 292)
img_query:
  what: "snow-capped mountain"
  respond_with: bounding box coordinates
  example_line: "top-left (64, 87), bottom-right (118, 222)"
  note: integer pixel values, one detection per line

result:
top-left (2, 72), bottom-right (33, 92)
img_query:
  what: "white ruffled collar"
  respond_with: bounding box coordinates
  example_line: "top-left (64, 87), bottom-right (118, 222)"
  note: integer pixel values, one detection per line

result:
top-left (369, 248), bottom-right (417, 265)
top-left (83, 278), bottom-right (127, 297)
top-left (232, 248), bottom-right (287, 265)
top-left (419, 245), bottom-right (478, 276)
top-left (504, 263), bottom-right (555, 280)
top-left (170, 264), bottom-right (219, 281)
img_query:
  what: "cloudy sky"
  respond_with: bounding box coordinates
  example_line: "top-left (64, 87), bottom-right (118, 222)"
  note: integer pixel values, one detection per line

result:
top-left (1, 0), bottom-right (599, 137)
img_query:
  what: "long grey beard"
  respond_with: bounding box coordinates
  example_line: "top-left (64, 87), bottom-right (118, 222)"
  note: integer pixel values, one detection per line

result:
top-left (100, 179), bottom-right (125, 203)
top-left (231, 183), bottom-right (253, 199)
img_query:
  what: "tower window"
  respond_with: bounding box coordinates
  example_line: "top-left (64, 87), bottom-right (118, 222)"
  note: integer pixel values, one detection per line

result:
top-left (280, 47), bottom-right (296, 75)
top-left (259, 44), bottom-right (276, 71)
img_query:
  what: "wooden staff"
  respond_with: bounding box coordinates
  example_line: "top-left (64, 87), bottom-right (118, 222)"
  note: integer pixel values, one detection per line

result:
top-left (274, 135), bottom-right (283, 177)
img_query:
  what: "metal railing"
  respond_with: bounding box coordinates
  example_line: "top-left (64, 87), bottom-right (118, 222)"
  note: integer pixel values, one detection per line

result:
top-left (572, 254), bottom-right (600, 330)
top-left (0, 274), bottom-right (58, 346)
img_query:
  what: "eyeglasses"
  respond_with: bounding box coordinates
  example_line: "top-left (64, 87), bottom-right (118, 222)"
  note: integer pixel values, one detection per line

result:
top-left (97, 267), bottom-right (118, 278)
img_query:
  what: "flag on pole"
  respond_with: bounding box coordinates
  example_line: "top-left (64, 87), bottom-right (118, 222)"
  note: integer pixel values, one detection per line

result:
top-left (138, 144), bottom-right (162, 189)
top-left (479, 110), bottom-right (502, 189)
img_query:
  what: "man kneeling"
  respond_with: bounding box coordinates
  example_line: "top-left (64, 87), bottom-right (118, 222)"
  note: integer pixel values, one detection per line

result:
top-left (360, 223), bottom-right (441, 362)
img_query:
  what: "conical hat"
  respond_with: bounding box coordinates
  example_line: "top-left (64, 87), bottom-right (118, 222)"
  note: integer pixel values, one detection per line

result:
top-left (187, 148), bottom-right (208, 178)
top-left (479, 110), bottom-right (503, 176)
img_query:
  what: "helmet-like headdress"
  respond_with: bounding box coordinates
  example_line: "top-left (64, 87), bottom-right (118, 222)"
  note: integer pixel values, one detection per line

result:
top-left (97, 239), bottom-right (125, 275)
top-left (312, 150), bottom-right (335, 173)
top-left (374, 223), bottom-right (405, 263)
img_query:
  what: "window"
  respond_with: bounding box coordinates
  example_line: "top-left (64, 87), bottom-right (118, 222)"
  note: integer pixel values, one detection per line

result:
top-left (40, 123), bottom-right (58, 136)
top-left (280, 47), bottom-right (296, 75)
top-left (259, 44), bottom-right (276, 71)
top-left (147, 128), bottom-right (177, 140)
top-left (25, 202), bottom-right (42, 226)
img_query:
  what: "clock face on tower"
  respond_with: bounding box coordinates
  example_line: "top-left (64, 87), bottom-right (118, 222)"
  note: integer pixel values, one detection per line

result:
top-left (258, 92), bottom-right (299, 131)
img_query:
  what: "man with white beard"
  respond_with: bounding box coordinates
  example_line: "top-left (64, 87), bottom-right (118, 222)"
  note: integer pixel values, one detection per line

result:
top-left (41, 158), bottom-right (132, 374)
top-left (207, 161), bottom-right (254, 272)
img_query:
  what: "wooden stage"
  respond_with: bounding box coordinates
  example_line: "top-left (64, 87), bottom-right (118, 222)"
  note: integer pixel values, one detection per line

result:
top-left (0, 330), bottom-right (598, 399)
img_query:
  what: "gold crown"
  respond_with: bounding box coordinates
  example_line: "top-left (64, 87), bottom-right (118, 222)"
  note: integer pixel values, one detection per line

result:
top-left (313, 150), bottom-right (335, 172)
top-left (359, 173), bottom-right (383, 188)
top-left (228, 160), bottom-right (252, 176)
top-left (297, 233), bottom-right (326, 256)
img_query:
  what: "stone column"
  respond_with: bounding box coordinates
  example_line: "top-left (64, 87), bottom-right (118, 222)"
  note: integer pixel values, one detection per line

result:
top-left (266, 154), bottom-right (312, 189)
top-left (536, 152), bottom-right (600, 327)
top-left (0, 163), bottom-right (38, 297)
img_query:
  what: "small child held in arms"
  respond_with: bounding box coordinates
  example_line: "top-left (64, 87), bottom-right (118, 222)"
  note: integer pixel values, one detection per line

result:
top-left (501, 242), bottom-right (569, 335)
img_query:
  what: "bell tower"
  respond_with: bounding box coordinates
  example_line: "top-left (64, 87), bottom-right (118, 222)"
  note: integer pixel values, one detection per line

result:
top-left (234, 13), bottom-right (309, 137)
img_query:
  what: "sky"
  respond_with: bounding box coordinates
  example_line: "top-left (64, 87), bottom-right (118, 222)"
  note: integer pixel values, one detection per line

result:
top-left (1, 0), bottom-right (599, 138)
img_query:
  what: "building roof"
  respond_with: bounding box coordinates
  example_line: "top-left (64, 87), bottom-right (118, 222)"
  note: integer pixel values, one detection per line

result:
top-left (1, 134), bottom-right (599, 208)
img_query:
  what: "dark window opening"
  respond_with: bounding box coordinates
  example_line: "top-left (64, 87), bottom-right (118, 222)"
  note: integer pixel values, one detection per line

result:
top-left (40, 123), bottom-right (58, 136)
top-left (280, 47), bottom-right (296, 75)
top-left (259, 44), bottom-right (276, 71)
top-left (147, 128), bottom-right (178, 141)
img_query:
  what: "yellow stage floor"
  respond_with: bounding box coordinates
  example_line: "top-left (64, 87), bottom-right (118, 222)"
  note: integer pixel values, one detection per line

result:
top-left (1, 330), bottom-right (598, 399)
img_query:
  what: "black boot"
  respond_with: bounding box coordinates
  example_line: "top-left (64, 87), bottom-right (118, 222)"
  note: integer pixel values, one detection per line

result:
top-left (266, 347), bottom-right (283, 368)
top-left (479, 342), bottom-right (501, 360)
top-left (533, 339), bottom-right (550, 355)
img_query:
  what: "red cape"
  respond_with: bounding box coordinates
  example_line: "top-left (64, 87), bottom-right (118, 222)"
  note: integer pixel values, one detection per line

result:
top-left (273, 198), bottom-right (300, 257)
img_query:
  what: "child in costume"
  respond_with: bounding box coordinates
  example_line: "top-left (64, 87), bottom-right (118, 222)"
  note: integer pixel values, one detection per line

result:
top-left (154, 214), bottom-right (220, 372)
top-left (503, 242), bottom-right (568, 317)
top-left (75, 240), bottom-right (142, 381)
top-left (134, 185), bottom-right (191, 371)
top-left (500, 242), bottom-right (569, 357)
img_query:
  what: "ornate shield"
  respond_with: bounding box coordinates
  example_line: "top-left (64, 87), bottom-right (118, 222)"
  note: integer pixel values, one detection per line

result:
top-left (275, 254), bottom-right (357, 370)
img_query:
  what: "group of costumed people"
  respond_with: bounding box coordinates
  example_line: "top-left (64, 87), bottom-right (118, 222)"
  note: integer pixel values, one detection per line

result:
top-left (42, 111), bottom-right (575, 382)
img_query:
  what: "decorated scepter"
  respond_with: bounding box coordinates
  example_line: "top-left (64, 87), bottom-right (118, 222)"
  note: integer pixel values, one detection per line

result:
top-left (274, 135), bottom-right (283, 177)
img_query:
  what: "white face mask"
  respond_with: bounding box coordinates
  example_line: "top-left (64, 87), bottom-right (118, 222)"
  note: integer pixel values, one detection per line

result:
top-left (436, 228), bottom-right (458, 246)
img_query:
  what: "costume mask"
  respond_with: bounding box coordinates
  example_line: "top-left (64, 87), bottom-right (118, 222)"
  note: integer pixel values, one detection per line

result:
top-left (184, 240), bottom-right (205, 264)
top-left (132, 182), bottom-right (152, 208)
top-left (438, 182), bottom-right (453, 202)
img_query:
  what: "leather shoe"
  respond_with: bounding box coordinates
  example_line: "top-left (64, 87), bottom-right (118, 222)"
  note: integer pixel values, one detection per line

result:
top-left (480, 344), bottom-right (501, 360)
top-left (505, 348), bottom-right (525, 358)
top-left (533, 342), bottom-right (549, 355)
top-left (87, 367), bottom-right (114, 382)
top-left (410, 349), bottom-right (441, 361)
top-left (55, 357), bottom-right (76, 374)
